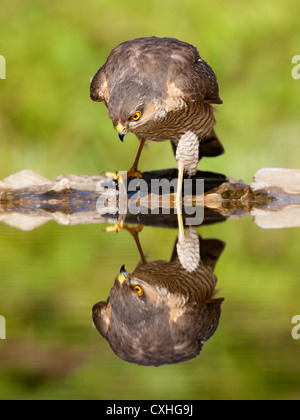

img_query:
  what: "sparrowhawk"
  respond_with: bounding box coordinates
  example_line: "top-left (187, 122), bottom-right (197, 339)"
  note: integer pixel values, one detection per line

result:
top-left (92, 228), bottom-right (225, 366)
top-left (90, 37), bottom-right (224, 237)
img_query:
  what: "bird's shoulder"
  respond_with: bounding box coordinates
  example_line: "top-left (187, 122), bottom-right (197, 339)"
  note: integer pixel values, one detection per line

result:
top-left (90, 64), bottom-right (110, 104)
top-left (165, 41), bottom-right (222, 104)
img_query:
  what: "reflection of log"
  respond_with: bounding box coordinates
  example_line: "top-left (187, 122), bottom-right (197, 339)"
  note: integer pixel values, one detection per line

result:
top-left (250, 168), bottom-right (300, 229)
top-left (0, 168), bottom-right (299, 231)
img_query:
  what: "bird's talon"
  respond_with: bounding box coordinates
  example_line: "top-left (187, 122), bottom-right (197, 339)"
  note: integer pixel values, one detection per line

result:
top-left (127, 168), bottom-right (143, 179)
top-left (126, 224), bottom-right (144, 237)
top-left (104, 169), bottom-right (142, 181)
top-left (105, 220), bottom-right (125, 233)
top-left (104, 171), bottom-right (120, 180)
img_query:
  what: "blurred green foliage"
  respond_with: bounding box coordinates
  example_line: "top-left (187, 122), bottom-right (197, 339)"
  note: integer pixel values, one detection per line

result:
top-left (0, 0), bottom-right (300, 182)
top-left (0, 0), bottom-right (300, 400)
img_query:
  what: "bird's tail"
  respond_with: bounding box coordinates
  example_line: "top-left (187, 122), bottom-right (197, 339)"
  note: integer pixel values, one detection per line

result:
top-left (198, 129), bottom-right (225, 159)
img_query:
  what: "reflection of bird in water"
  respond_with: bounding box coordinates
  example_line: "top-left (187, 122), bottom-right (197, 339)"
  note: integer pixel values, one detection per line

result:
top-left (90, 37), bottom-right (223, 238)
top-left (93, 227), bottom-right (225, 366)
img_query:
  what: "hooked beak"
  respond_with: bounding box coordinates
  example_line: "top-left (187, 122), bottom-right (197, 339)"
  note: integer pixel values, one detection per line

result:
top-left (116, 123), bottom-right (127, 142)
top-left (118, 264), bottom-right (128, 284)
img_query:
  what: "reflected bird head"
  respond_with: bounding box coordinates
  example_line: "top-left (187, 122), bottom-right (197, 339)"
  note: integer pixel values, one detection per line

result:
top-left (92, 231), bottom-right (226, 366)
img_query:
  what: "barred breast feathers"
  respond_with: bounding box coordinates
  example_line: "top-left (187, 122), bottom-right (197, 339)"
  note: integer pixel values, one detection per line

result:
top-left (133, 99), bottom-right (216, 144)
top-left (133, 258), bottom-right (217, 304)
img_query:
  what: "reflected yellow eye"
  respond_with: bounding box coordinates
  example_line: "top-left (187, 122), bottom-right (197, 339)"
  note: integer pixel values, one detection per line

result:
top-left (132, 285), bottom-right (143, 296)
top-left (130, 111), bottom-right (141, 121)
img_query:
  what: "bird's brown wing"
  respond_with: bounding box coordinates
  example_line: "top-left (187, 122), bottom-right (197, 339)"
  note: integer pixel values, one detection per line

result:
top-left (91, 37), bottom-right (222, 106)
top-left (174, 298), bottom-right (224, 353)
top-left (90, 64), bottom-right (110, 105)
top-left (166, 40), bottom-right (222, 104)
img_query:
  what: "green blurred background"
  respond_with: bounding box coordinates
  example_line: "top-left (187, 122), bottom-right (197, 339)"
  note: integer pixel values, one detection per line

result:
top-left (0, 0), bottom-right (300, 400)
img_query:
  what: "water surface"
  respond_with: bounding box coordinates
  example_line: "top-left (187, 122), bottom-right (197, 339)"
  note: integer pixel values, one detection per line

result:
top-left (0, 213), bottom-right (299, 400)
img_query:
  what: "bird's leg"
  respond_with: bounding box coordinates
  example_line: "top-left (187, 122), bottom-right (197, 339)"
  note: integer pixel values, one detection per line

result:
top-left (125, 224), bottom-right (147, 265)
top-left (176, 227), bottom-right (201, 273)
top-left (106, 222), bottom-right (147, 265)
top-left (176, 164), bottom-right (185, 240)
top-left (104, 138), bottom-right (146, 181)
top-left (127, 138), bottom-right (146, 179)
top-left (175, 132), bottom-right (200, 240)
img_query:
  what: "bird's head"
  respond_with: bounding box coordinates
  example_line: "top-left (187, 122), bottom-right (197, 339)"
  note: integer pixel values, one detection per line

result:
top-left (107, 77), bottom-right (158, 141)
top-left (92, 257), bottom-right (224, 367)
top-left (93, 264), bottom-right (163, 332)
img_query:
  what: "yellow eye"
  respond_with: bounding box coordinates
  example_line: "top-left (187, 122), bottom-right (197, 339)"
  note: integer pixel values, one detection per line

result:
top-left (132, 285), bottom-right (143, 296)
top-left (130, 111), bottom-right (141, 121)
